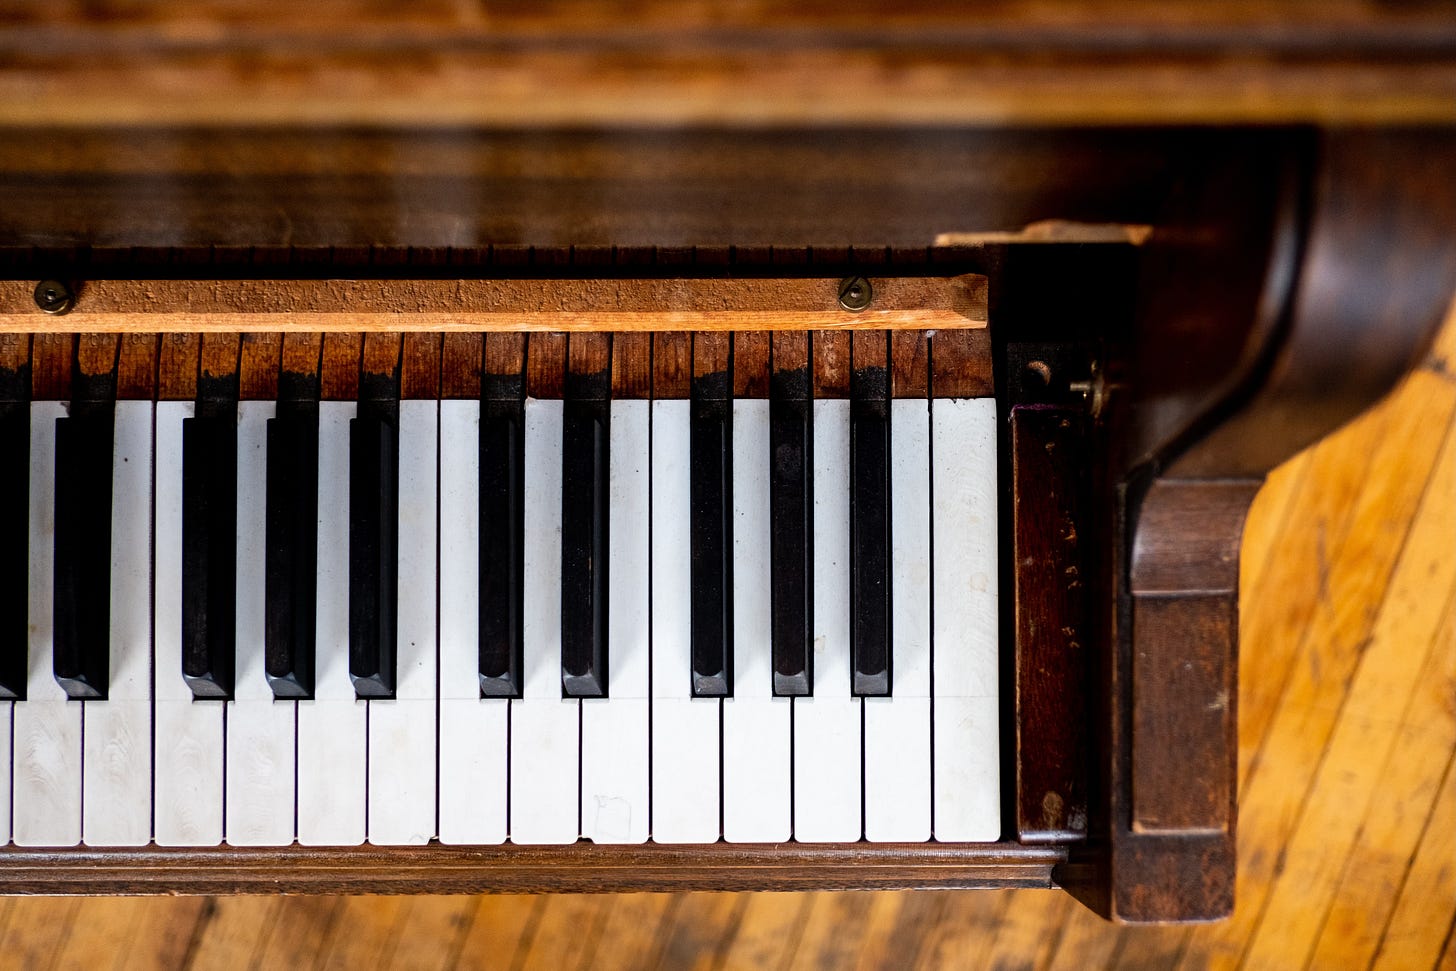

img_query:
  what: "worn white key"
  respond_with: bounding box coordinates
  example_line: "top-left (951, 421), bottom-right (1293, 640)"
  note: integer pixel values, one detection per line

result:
top-left (794, 398), bottom-right (862, 842)
top-left (864, 400), bottom-right (933, 842)
top-left (438, 400), bottom-right (508, 845)
top-left (13, 401), bottom-right (82, 847)
top-left (226, 401), bottom-right (296, 847)
top-left (932, 397), bottom-right (1000, 841)
top-left (297, 401), bottom-right (367, 846)
top-left (154, 401), bottom-right (225, 847)
top-left (723, 399), bottom-right (791, 843)
top-left (510, 399), bottom-right (579, 845)
top-left (369, 400), bottom-right (438, 845)
top-left (581, 400), bottom-right (651, 845)
top-left (0, 704), bottom-right (10, 843)
top-left (83, 400), bottom-right (153, 846)
top-left (650, 400), bottom-right (720, 843)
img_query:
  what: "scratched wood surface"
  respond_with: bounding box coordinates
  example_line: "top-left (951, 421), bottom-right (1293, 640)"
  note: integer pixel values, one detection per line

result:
top-left (1, 311), bottom-right (1451, 969)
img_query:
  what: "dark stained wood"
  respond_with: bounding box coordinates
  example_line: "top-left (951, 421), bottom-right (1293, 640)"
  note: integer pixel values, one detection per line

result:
top-left (157, 332), bottom-right (199, 400)
top-left (73, 334), bottom-right (119, 390)
top-left (440, 333), bottom-right (482, 398)
top-left (401, 333), bottom-right (440, 399)
top-left (692, 331), bottom-right (730, 382)
top-left (812, 331), bottom-right (850, 399)
top-left (526, 332), bottom-right (566, 400)
top-left (610, 331), bottom-right (651, 399)
top-left (279, 332), bottom-right (323, 395)
top-left (0, 130), bottom-right (1227, 253)
top-left (31, 334), bottom-right (70, 400)
top-left (892, 330), bottom-right (929, 399)
top-left (770, 331), bottom-right (810, 384)
top-left (1130, 595), bottom-right (1236, 833)
top-left (652, 333), bottom-right (691, 399)
top-left (0, 334), bottom-right (29, 400)
top-left (197, 332), bottom-right (240, 390)
top-left (0, 842), bottom-right (1065, 895)
top-left (566, 332), bottom-right (611, 385)
top-left (1165, 130), bottom-right (1456, 478)
top-left (1128, 480), bottom-right (1258, 837)
top-left (930, 329), bottom-right (993, 398)
top-left (483, 332), bottom-right (526, 382)
top-left (319, 333), bottom-right (361, 400)
top-left (360, 333), bottom-right (402, 385)
top-left (115, 334), bottom-right (157, 400)
top-left (732, 332), bottom-right (770, 398)
top-left (1011, 407), bottom-right (1090, 843)
top-left (238, 333), bottom-right (281, 400)
top-left (850, 330), bottom-right (888, 376)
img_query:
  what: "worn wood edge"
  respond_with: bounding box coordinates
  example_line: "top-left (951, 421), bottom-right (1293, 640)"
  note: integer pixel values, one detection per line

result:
top-left (0, 842), bottom-right (1066, 894)
top-left (0, 310), bottom-right (981, 334)
top-left (2, 65), bottom-right (1453, 128)
top-left (0, 276), bottom-right (988, 333)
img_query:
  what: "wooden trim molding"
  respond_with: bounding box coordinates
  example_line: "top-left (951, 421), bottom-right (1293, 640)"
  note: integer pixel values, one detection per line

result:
top-left (0, 276), bottom-right (987, 334)
top-left (0, 842), bottom-right (1065, 895)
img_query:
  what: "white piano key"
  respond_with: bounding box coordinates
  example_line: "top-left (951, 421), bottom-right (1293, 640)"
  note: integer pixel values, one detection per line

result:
top-left (438, 400), bottom-right (508, 846)
top-left (154, 401), bottom-right (224, 847)
top-left (297, 401), bottom-right (368, 847)
top-left (723, 398), bottom-right (791, 843)
top-left (864, 399), bottom-right (933, 842)
top-left (510, 399), bottom-right (579, 845)
top-left (932, 396), bottom-right (1000, 841)
top-left (226, 401), bottom-right (296, 847)
top-left (369, 400), bottom-right (438, 846)
top-left (795, 398), bottom-right (863, 842)
top-left (13, 401), bottom-right (82, 847)
top-left (581, 400), bottom-right (651, 845)
top-left (650, 400), bottom-right (720, 844)
top-left (83, 400), bottom-right (153, 847)
top-left (0, 704), bottom-right (9, 843)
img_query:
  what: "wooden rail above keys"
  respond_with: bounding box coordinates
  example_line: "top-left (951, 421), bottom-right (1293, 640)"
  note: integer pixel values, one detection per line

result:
top-left (0, 276), bottom-right (987, 334)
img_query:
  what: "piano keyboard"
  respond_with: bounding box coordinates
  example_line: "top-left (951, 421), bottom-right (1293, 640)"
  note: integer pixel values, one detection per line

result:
top-left (0, 331), bottom-right (998, 849)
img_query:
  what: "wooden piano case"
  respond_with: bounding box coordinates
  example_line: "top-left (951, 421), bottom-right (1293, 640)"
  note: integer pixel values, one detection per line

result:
top-left (1, 4), bottom-right (1454, 924)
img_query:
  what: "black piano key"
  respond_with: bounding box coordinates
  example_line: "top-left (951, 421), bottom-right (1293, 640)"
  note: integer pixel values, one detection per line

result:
top-left (52, 407), bottom-right (113, 699)
top-left (560, 363), bottom-right (610, 698)
top-left (264, 402), bottom-right (319, 699)
top-left (851, 361), bottom-right (892, 696)
top-left (181, 413), bottom-right (237, 699)
top-left (690, 350), bottom-right (733, 698)
top-left (0, 399), bottom-right (25, 700)
top-left (480, 386), bottom-right (525, 699)
top-left (349, 401), bottom-right (399, 698)
top-left (770, 360), bottom-right (813, 696)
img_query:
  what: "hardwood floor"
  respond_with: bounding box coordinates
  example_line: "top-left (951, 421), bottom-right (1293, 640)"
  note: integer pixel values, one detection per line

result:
top-left (3, 313), bottom-right (1452, 971)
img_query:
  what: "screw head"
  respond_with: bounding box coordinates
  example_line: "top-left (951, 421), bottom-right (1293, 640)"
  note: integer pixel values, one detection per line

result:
top-left (34, 280), bottom-right (74, 315)
top-left (837, 276), bottom-right (873, 312)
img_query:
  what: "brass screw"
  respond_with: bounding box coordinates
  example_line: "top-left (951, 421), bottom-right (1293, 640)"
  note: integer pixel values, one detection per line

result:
top-left (34, 280), bottom-right (74, 315)
top-left (838, 276), bottom-right (873, 312)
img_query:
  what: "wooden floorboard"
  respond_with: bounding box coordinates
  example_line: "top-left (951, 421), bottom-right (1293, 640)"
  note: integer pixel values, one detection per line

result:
top-left (3, 311), bottom-right (1452, 970)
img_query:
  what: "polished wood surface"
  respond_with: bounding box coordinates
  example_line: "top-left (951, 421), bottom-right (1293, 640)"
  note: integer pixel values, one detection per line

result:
top-left (2, 1), bottom-right (1454, 125)
top-left (0, 297), bottom-right (1448, 971)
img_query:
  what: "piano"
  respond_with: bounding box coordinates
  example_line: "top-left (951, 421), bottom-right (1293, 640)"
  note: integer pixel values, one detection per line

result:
top-left (0, 2), bottom-right (1453, 924)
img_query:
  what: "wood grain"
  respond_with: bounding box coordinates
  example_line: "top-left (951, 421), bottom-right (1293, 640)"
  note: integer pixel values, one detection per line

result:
top-left (1011, 407), bottom-right (1090, 842)
top-left (2, 2), bottom-right (1454, 126)
top-left (0, 276), bottom-right (986, 333)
